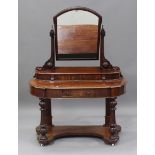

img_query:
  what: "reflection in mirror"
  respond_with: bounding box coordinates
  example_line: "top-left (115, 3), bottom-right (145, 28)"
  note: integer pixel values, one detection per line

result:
top-left (56, 10), bottom-right (100, 60)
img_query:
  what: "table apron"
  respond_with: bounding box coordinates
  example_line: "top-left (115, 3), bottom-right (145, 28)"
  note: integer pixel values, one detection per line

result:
top-left (30, 86), bottom-right (125, 98)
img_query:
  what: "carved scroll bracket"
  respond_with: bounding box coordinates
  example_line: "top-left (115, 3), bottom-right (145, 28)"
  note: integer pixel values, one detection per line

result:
top-left (43, 27), bottom-right (55, 70)
top-left (101, 59), bottom-right (113, 69)
top-left (100, 26), bottom-right (113, 70)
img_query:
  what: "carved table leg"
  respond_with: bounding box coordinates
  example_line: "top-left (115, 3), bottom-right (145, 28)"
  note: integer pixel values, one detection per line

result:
top-left (104, 97), bottom-right (121, 145)
top-left (36, 98), bottom-right (53, 146)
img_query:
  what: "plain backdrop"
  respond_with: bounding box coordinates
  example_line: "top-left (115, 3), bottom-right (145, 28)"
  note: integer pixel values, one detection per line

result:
top-left (18, 0), bottom-right (137, 155)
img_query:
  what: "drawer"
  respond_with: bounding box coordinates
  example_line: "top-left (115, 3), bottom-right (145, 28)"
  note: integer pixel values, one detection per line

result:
top-left (45, 88), bottom-right (110, 98)
top-left (60, 89), bottom-right (109, 98)
top-left (61, 89), bottom-right (96, 97)
top-left (54, 74), bottom-right (102, 80)
top-left (35, 73), bottom-right (120, 80)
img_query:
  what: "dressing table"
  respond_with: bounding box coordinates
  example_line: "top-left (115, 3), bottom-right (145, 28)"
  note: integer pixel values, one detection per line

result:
top-left (29, 7), bottom-right (126, 146)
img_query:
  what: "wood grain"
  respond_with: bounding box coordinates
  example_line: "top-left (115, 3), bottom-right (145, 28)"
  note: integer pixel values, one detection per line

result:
top-left (57, 25), bottom-right (98, 54)
top-left (30, 78), bottom-right (126, 98)
top-left (30, 79), bottom-right (126, 89)
top-left (35, 67), bottom-right (121, 80)
top-left (43, 125), bottom-right (110, 138)
top-left (36, 67), bottom-right (120, 74)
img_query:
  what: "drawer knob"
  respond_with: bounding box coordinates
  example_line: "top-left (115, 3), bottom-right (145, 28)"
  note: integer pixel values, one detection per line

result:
top-left (86, 91), bottom-right (91, 95)
top-left (51, 77), bottom-right (54, 81)
top-left (102, 76), bottom-right (106, 80)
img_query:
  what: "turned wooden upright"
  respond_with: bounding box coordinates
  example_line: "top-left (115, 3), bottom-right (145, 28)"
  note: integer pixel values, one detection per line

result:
top-left (29, 7), bottom-right (126, 146)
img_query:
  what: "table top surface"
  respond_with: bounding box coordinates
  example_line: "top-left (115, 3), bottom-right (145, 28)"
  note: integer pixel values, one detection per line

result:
top-left (30, 78), bottom-right (126, 89)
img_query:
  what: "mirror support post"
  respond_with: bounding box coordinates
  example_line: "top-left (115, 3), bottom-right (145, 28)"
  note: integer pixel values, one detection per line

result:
top-left (43, 26), bottom-right (55, 69)
top-left (100, 25), bottom-right (105, 67)
top-left (100, 25), bottom-right (113, 70)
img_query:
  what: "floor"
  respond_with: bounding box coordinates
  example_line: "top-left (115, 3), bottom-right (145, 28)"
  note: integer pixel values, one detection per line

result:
top-left (19, 98), bottom-right (137, 155)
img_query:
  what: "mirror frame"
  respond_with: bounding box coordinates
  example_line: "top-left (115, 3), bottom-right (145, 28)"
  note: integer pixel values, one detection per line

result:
top-left (53, 7), bottom-right (102, 60)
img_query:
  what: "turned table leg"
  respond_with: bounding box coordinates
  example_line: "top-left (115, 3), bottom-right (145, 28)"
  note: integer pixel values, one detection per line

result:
top-left (104, 97), bottom-right (121, 145)
top-left (36, 98), bottom-right (53, 146)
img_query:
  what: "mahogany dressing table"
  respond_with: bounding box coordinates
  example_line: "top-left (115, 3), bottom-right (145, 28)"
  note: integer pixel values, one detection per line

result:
top-left (29, 7), bottom-right (126, 146)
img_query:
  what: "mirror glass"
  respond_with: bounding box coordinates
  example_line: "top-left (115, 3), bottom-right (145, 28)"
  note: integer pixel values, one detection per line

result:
top-left (56, 10), bottom-right (100, 60)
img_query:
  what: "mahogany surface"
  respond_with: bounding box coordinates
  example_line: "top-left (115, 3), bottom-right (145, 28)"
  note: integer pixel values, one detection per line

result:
top-left (30, 79), bottom-right (125, 89)
top-left (35, 67), bottom-right (121, 80)
top-left (57, 25), bottom-right (98, 54)
top-left (29, 7), bottom-right (126, 146)
top-left (35, 67), bottom-right (120, 74)
top-left (30, 78), bottom-right (125, 98)
top-left (36, 125), bottom-right (121, 145)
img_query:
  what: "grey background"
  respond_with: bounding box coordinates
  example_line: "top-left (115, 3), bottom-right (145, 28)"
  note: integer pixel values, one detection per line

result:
top-left (19, 0), bottom-right (137, 155)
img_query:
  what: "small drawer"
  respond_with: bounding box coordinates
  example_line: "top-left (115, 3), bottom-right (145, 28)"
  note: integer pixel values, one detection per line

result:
top-left (62, 90), bottom-right (72, 97)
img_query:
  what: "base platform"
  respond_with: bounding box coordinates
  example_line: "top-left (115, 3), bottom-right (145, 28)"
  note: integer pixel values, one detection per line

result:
top-left (36, 125), bottom-right (121, 146)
